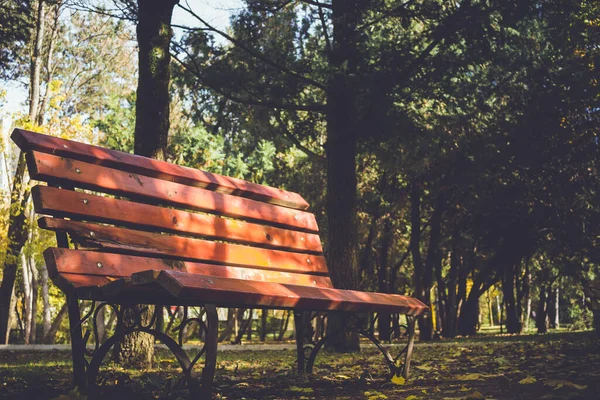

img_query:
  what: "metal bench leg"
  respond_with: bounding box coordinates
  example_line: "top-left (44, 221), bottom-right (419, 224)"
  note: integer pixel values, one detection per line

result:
top-left (67, 295), bottom-right (87, 389)
top-left (200, 304), bottom-right (218, 397)
top-left (294, 311), bottom-right (307, 374)
top-left (402, 315), bottom-right (416, 379)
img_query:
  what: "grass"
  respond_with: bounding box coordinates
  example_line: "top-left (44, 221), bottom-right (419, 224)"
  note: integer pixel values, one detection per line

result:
top-left (0, 331), bottom-right (598, 399)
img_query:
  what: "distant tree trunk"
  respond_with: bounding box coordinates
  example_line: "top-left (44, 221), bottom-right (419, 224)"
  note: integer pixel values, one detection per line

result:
top-left (133, 0), bottom-right (178, 160)
top-left (409, 182), bottom-right (434, 340)
top-left (218, 308), bottom-right (235, 342)
top-left (443, 249), bottom-right (460, 337)
top-left (593, 309), bottom-right (600, 336)
top-left (554, 287), bottom-right (559, 329)
top-left (377, 218), bottom-right (393, 341)
top-left (536, 285), bottom-right (549, 333)
top-left (43, 302), bottom-right (67, 344)
top-left (21, 252), bottom-right (32, 344)
top-left (547, 286), bottom-right (557, 330)
top-left (277, 310), bottom-right (291, 341)
top-left (41, 265), bottom-right (51, 338)
top-left (260, 309), bottom-right (267, 342)
top-left (29, 256), bottom-right (38, 344)
top-left (502, 263), bottom-right (522, 334)
top-left (457, 289), bottom-right (480, 336)
top-left (523, 259), bottom-right (531, 330)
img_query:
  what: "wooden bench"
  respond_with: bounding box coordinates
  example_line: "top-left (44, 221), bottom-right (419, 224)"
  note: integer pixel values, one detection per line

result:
top-left (12, 128), bottom-right (428, 397)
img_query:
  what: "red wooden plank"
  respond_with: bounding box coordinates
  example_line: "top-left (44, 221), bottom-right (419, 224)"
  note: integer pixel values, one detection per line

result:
top-left (33, 186), bottom-right (323, 253)
top-left (12, 128), bottom-right (309, 210)
top-left (43, 248), bottom-right (333, 287)
top-left (135, 270), bottom-right (429, 315)
top-left (28, 152), bottom-right (319, 232)
top-left (41, 220), bottom-right (327, 274)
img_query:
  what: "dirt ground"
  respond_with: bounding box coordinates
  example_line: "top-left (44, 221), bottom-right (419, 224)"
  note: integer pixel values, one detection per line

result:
top-left (0, 331), bottom-right (598, 399)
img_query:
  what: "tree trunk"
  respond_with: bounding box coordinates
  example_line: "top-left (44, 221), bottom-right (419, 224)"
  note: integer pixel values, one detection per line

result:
top-left (554, 287), bottom-right (559, 329)
top-left (134, 0), bottom-right (178, 159)
top-left (114, 0), bottom-right (179, 367)
top-left (502, 264), bottom-right (522, 334)
top-left (409, 182), bottom-right (433, 340)
top-left (260, 309), bottom-right (267, 342)
top-left (457, 289), bottom-right (480, 336)
top-left (0, 153), bottom-right (31, 344)
top-left (323, 0), bottom-right (370, 353)
top-left (443, 249), bottom-right (459, 337)
top-left (43, 301), bottom-right (67, 344)
top-left (536, 285), bottom-right (549, 333)
top-left (0, 0), bottom-right (45, 344)
top-left (377, 218), bottom-right (393, 341)
top-left (21, 252), bottom-right (32, 344)
top-left (277, 310), bottom-right (291, 341)
top-left (547, 286), bottom-right (557, 330)
top-left (29, 0), bottom-right (45, 124)
top-left (218, 308), bottom-right (235, 342)
top-left (41, 264), bottom-right (51, 338)
top-left (29, 256), bottom-right (38, 344)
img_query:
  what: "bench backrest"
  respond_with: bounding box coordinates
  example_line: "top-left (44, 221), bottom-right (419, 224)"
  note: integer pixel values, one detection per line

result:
top-left (12, 129), bottom-right (333, 293)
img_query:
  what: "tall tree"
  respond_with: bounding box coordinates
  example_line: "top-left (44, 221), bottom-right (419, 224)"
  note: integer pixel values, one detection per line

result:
top-left (112, 0), bottom-right (178, 368)
top-left (133, 0), bottom-right (178, 159)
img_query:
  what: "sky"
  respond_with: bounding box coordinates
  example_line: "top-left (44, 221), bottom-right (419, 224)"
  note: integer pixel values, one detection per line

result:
top-left (1, 0), bottom-right (243, 117)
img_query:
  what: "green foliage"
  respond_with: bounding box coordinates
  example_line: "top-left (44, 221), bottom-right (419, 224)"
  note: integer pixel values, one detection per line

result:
top-left (0, 0), bottom-right (33, 80)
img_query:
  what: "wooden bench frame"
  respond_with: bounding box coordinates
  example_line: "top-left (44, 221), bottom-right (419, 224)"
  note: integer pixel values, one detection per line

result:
top-left (12, 129), bottom-right (428, 398)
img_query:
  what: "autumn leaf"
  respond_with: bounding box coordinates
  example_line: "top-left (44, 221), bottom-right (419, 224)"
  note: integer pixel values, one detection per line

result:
top-left (544, 380), bottom-right (588, 390)
top-left (289, 386), bottom-right (314, 393)
top-left (519, 377), bottom-right (537, 384)
top-left (391, 374), bottom-right (406, 385)
top-left (456, 373), bottom-right (481, 381)
top-left (364, 390), bottom-right (388, 399)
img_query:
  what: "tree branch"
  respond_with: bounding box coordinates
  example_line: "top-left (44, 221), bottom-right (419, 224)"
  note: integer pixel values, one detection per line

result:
top-left (274, 113), bottom-right (325, 162)
top-left (171, 51), bottom-right (327, 113)
top-left (300, 0), bottom-right (332, 10)
top-left (178, 1), bottom-right (327, 91)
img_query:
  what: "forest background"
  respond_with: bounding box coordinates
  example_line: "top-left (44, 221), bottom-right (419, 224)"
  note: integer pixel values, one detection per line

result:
top-left (0, 0), bottom-right (599, 352)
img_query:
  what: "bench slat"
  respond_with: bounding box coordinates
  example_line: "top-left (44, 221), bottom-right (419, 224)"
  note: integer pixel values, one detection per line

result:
top-left (12, 128), bottom-right (309, 210)
top-left (41, 220), bottom-right (327, 274)
top-left (44, 248), bottom-right (333, 287)
top-left (132, 270), bottom-right (428, 315)
top-left (33, 186), bottom-right (323, 253)
top-left (28, 151), bottom-right (319, 232)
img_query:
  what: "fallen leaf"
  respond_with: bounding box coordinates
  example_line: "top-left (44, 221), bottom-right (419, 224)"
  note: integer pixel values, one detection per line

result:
top-left (467, 391), bottom-right (485, 399)
top-left (544, 380), bottom-right (587, 390)
top-left (391, 374), bottom-right (406, 385)
top-left (289, 386), bottom-right (314, 393)
top-left (519, 377), bottom-right (537, 384)
top-left (456, 373), bottom-right (481, 381)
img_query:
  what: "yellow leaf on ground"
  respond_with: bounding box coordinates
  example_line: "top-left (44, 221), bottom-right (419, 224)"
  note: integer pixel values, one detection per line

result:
top-left (391, 374), bottom-right (406, 385)
top-left (456, 373), bottom-right (481, 381)
top-left (519, 377), bottom-right (537, 384)
top-left (545, 380), bottom-right (588, 390)
top-left (364, 390), bottom-right (388, 399)
top-left (406, 395), bottom-right (422, 400)
top-left (289, 386), bottom-right (314, 393)
top-left (467, 391), bottom-right (485, 399)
